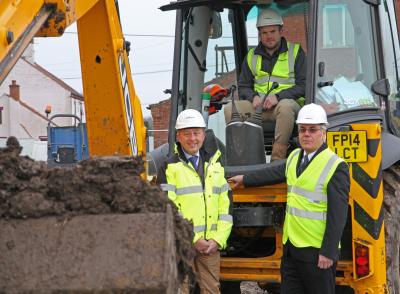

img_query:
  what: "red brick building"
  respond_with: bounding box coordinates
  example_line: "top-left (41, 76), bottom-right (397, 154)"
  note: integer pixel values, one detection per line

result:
top-left (148, 71), bottom-right (236, 148)
top-left (148, 99), bottom-right (171, 148)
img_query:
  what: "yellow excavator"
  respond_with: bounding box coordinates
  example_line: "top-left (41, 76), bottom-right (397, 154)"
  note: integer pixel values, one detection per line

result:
top-left (155, 0), bottom-right (400, 293)
top-left (3, 1), bottom-right (400, 293)
top-left (0, 1), bottom-right (183, 292)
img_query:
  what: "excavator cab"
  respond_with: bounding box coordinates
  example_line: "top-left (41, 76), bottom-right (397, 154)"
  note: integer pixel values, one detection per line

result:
top-left (161, 2), bottom-right (307, 159)
top-left (0, 1), bottom-right (181, 292)
top-left (160, 0), bottom-right (400, 293)
top-left (160, 1), bottom-right (312, 157)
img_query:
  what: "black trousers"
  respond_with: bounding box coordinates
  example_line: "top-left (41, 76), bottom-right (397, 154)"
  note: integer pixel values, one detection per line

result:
top-left (280, 253), bottom-right (337, 294)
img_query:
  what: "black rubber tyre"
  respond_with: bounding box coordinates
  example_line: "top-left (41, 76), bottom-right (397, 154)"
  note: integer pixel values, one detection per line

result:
top-left (383, 164), bottom-right (400, 294)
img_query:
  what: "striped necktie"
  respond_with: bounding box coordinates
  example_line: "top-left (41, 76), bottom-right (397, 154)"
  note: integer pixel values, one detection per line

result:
top-left (298, 154), bottom-right (309, 174)
top-left (188, 155), bottom-right (198, 169)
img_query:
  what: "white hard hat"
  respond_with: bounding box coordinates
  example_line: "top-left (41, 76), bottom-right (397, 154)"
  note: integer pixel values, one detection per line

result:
top-left (257, 8), bottom-right (283, 28)
top-left (296, 103), bottom-right (328, 125)
top-left (175, 109), bottom-right (206, 130)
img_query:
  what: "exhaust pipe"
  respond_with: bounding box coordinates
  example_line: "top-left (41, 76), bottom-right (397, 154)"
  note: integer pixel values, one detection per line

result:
top-left (225, 83), bottom-right (279, 166)
top-left (229, 85), bottom-right (241, 123)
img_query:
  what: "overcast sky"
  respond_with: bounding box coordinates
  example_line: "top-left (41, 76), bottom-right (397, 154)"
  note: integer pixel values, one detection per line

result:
top-left (34, 0), bottom-right (175, 117)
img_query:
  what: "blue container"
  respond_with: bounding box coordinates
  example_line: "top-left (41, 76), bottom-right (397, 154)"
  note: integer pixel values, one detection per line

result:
top-left (47, 115), bottom-right (89, 166)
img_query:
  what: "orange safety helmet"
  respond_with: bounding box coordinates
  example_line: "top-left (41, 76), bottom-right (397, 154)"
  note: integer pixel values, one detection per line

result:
top-left (203, 84), bottom-right (228, 102)
top-left (203, 84), bottom-right (229, 114)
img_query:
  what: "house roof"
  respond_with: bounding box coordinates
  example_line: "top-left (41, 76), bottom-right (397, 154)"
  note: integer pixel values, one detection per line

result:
top-left (148, 99), bottom-right (171, 110)
top-left (1, 93), bottom-right (57, 126)
top-left (22, 57), bottom-right (84, 101)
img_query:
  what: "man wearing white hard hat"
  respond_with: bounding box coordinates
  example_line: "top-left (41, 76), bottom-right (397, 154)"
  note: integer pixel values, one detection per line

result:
top-left (225, 7), bottom-right (306, 161)
top-left (228, 104), bottom-right (349, 294)
top-left (157, 109), bottom-right (232, 293)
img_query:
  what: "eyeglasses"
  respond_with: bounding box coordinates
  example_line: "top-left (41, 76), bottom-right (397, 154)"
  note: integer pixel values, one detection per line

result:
top-left (299, 127), bottom-right (322, 134)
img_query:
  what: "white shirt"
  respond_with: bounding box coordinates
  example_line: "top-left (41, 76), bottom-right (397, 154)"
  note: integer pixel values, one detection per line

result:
top-left (182, 149), bottom-right (200, 167)
top-left (302, 150), bottom-right (317, 163)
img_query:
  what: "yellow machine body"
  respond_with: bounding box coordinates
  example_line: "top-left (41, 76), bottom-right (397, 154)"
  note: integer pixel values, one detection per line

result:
top-left (221, 123), bottom-right (387, 293)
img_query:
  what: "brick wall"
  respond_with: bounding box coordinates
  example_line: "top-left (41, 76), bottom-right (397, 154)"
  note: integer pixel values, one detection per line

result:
top-left (149, 99), bottom-right (171, 148)
top-left (283, 15), bottom-right (308, 51)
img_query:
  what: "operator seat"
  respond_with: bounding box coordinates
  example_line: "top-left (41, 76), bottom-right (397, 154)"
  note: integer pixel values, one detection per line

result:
top-left (262, 120), bottom-right (298, 156)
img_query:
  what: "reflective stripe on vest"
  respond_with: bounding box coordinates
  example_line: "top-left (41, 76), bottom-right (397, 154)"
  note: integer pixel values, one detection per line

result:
top-left (283, 148), bottom-right (344, 248)
top-left (162, 183), bottom-right (229, 196)
top-left (287, 152), bottom-right (340, 203)
top-left (161, 183), bottom-right (203, 195)
top-left (160, 183), bottom-right (175, 192)
top-left (194, 223), bottom-right (218, 233)
top-left (286, 149), bottom-right (301, 175)
top-left (163, 147), bottom-right (232, 248)
top-left (212, 183), bottom-right (230, 194)
top-left (248, 42), bottom-right (299, 88)
top-left (219, 214), bottom-right (233, 222)
top-left (176, 185), bottom-right (203, 195)
top-left (286, 205), bottom-right (327, 221)
top-left (194, 225), bottom-right (206, 233)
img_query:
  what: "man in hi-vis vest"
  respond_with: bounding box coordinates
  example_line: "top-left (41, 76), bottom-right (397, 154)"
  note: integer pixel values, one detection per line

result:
top-left (225, 8), bottom-right (306, 161)
top-left (228, 104), bottom-right (350, 294)
top-left (157, 109), bottom-right (232, 294)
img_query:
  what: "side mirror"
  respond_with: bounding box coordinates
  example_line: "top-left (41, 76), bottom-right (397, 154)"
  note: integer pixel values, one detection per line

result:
top-left (210, 11), bottom-right (222, 39)
top-left (371, 78), bottom-right (390, 97)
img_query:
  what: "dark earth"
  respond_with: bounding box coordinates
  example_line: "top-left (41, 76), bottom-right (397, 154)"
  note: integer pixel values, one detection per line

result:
top-left (0, 137), bottom-right (274, 293)
top-left (0, 137), bottom-right (195, 290)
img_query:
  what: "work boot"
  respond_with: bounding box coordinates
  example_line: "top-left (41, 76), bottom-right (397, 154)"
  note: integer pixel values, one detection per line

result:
top-left (271, 142), bottom-right (288, 161)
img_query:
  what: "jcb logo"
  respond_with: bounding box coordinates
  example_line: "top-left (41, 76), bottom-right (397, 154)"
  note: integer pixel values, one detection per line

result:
top-left (119, 54), bottom-right (137, 156)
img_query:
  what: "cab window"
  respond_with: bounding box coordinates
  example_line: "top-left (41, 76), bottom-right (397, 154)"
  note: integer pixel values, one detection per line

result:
top-left (315, 0), bottom-right (379, 114)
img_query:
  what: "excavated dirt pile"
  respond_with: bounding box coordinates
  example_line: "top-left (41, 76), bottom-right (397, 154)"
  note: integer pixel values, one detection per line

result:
top-left (0, 137), bottom-right (195, 292)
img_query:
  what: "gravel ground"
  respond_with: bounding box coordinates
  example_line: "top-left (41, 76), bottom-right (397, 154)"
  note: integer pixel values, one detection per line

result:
top-left (240, 281), bottom-right (266, 293)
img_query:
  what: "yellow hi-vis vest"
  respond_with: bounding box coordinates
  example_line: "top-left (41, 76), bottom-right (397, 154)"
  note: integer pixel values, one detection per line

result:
top-left (160, 148), bottom-right (232, 249)
top-left (247, 42), bottom-right (304, 106)
top-left (283, 148), bottom-right (344, 248)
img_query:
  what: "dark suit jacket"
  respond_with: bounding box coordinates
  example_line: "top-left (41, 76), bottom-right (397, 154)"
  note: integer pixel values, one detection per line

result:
top-left (243, 144), bottom-right (350, 262)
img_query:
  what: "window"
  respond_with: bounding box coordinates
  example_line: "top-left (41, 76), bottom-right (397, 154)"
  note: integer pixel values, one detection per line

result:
top-left (316, 0), bottom-right (379, 113)
top-left (323, 5), bottom-right (354, 48)
top-left (0, 106), bottom-right (3, 124)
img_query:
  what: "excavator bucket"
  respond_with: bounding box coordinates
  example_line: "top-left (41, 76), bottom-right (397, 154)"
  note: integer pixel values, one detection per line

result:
top-left (0, 141), bottom-right (194, 293)
top-left (0, 207), bottom-right (177, 293)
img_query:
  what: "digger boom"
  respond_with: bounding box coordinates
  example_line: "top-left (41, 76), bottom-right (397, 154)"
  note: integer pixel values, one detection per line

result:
top-left (0, 0), bottom-right (146, 157)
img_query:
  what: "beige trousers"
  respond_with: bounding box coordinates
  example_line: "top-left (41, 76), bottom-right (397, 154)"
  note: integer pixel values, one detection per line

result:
top-left (224, 99), bottom-right (300, 145)
top-left (180, 251), bottom-right (221, 294)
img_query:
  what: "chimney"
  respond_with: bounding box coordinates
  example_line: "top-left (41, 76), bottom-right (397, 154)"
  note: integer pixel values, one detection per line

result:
top-left (9, 80), bottom-right (20, 101)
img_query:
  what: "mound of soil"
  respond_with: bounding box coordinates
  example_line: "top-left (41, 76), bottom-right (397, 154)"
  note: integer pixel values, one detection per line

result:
top-left (0, 137), bottom-right (195, 284)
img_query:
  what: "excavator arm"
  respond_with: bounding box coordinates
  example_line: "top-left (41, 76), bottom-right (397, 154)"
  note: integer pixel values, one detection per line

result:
top-left (0, 0), bottom-right (145, 157)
